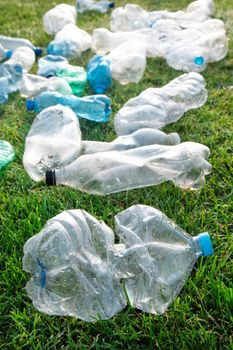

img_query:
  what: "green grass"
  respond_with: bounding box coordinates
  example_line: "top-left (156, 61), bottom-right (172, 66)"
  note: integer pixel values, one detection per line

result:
top-left (0, 0), bottom-right (232, 349)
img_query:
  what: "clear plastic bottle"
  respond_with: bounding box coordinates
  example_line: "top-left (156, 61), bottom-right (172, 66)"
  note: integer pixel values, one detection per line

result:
top-left (0, 35), bottom-right (42, 57)
top-left (26, 91), bottom-right (112, 122)
top-left (10, 46), bottom-right (35, 72)
top-left (37, 55), bottom-right (69, 78)
top-left (114, 72), bottom-right (207, 136)
top-left (20, 74), bottom-right (72, 98)
top-left (23, 205), bottom-right (213, 321)
top-left (0, 58), bottom-right (23, 92)
top-left (0, 140), bottom-right (15, 170)
top-left (76, 0), bottom-right (115, 14)
top-left (56, 65), bottom-right (87, 96)
top-left (0, 44), bottom-right (12, 62)
top-left (86, 55), bottom-right (112, 94)
top-left (43, 4), bottom-right (77, 35)
top-left (44, 141), bottom-right (212, 194)
top-left (47, 24), bottom-right (92, 58)
top-left (0, 77), bottom-right (10, 103)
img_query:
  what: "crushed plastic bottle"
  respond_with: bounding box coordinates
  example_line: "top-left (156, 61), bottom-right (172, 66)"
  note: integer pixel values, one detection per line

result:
top-left (26, 91), bottom-right (112, 122)
top-left (86, 55), bottom-right (112, 94)
top-left (76, 0), bottom-right (115, 14)
top-left (43, 4), bottom-right (77, 35)
top-left (0, 35), bottom-right (42, 57)
top-left (23, 205), bottom-right (213, 321)
top-left (0, 77), bottom-right (10, 103)
top-left (23, 105), bottom-right (82, 182)
top-left (56, 65), bottom-right (87, 96)
top-left (114, 72), bottom-right (207, 136)
top-left (47, 24), bottom-right (92, 58)
top-left (0, 58), bottom-right (23, 92)
top-left (0, 44), bottom-right (12, 62)
top-left (0, 140), bottom-right (15, 170)
top-left (10, 46), bottom-right (35, 72)
top-left (20, 74), bottom-right (72, 98)
top-left (37, 55), bottom-right (69, 78)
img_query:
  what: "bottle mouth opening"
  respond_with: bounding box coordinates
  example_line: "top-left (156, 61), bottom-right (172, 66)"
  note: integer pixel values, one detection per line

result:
top-left (46, 169), bottom-right (56, 186)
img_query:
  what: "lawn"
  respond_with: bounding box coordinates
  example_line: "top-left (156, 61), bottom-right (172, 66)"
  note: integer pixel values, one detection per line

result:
top-left (0, 0), bottom-right (232, 349)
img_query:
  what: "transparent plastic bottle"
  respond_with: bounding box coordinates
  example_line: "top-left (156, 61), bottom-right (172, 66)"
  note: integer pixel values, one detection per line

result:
top-left (0, 35), bottom-right (42, 57)
top-left (0, 58), bottom-right (23, 92)
top-left (10, 46), bottom-right (35, 72)
top-left (76, 0), bottom-right (114, 14)
top-left (0, 77), bottom-right (10, 103)
top-left (44, 141), bottom-right (212, 194)
top-left (20, 74), bottom-right (72, 98)
top-left (43, 4), bottom-right (77, 35)
top-left (114, 72), bottom-right (207, 135)
top-left (0, 140), bottom-right (15, 170)
top-left (47, 24), bottom-right (92, 58)
top-left (86, 55), bottom-right (112, 94)
top-left (23, 105), bottom-right (82, 182)
top-left (56, 65), bottom-right (87, 96)
top-left (26, 91), bottom-right (112, 122)
top-left (23, 205), bottom-right (213, 321)
top-left (37, 55), bottom-right (69, 78)
top-left (0, 44), bottom-right (12, 62)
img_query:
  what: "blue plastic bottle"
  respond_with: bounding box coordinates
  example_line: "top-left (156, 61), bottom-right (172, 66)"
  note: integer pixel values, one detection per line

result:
top-left (87, 55), bottom-right (112, 94)
top-left (26, 91), bottom-right (112, 122)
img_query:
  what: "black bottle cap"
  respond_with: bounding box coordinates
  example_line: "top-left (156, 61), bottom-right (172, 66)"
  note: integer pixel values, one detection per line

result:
top-left (45, 170), bottom-right (56, 186)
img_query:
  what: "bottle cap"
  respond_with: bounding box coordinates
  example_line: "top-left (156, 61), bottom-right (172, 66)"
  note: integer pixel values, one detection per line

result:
top-left (170, 133), bottom-right (180, 145)
top-left (194, 56), bottom-right (205, 66)
top-left (95, 86), bottom-right (105, 94)
top-left (34, 47), bottom-right (43, 57)
top-left (197, 232), bottom-right (214, 257)
top-left (109, 2), bottom-right (115, 8)
top-left (5, 50), bottom-right (12, 59)
top-left (46, 170), bottom-right (56, 186)
top-left (26, 99), bottom-right (35, 111)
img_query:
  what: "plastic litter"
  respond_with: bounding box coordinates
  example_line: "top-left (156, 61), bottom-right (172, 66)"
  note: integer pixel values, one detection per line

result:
top-left (47, 24), bottom-right (92, 58)
top-left (43, 4), bottom-right (77, 35)
top-left (0, 140), bottom-right (15, 170)
top-left (114, 72), bottom-right (207, 135)
top-left (37, 55), bottom-right (69, 78)
top-left (87, 55), bottom-right (112, 93)
top-left (76, 0), bottom-right (115, 14)
top-left (0, 77), bottom-right (10, 103)
top-left (23, 205), bottom-right (213, 321)
top-left (0, 58), bottom-right (23, 92)
top-left (0, 44), bottom-right (12, 61)
top-left (0, 35), bottom-right (42, 57)
top-left (56, 65), bottom-right (87, 96)
top-left (10, 46), bottom-right (35, 72)
top-left (26, 91), bottom-right (112, 122)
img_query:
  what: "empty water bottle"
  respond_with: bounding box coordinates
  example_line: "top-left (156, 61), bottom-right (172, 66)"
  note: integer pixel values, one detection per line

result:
top-left (56, 65), bottom-right (87, 96)
top-left (0, 140), bottom-right (15, 170)
top-left (23, 205), bottom-right (213, 321)
top-left (23, 105), bottom-right (82, 182)
top-left (0, 59), bottom-right (23, 92)
top-left (0, 77), bottom-right (9, 103)
top-left (76, 0), bottom-right (114, 14)
top-left (20, 74), bottom-right (72, 98)
top-left (114, 72), bottom-right (207, 135)
top-left (26, 91), bottom-right (112, 122)
top-left (47, 24), bottom-right (92, 58)
top-left (43, 4), bottom-right (77, 35)
top-left (0, 35), bottom-right (42, 57)
top-left (0, 44), bottom-right (12, 61)
top-left (37, 55), bottom-right (69, 78)
top-left (87, 55), bottom-right (112, 94)
top-left (10, 46), bottom-right (35, 71)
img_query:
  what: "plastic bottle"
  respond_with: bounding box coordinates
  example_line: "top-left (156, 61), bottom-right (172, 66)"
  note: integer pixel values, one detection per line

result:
top-left (114, 72), bottom-right (207, 136)
top-left (23, 205), bottom-right (213, 321)
top-left (0, 140), bottom-right (15, 170)
top-left (110, 4), bottom-right (150, 32)
top-left (37, 55), bottom-right (69, 77)
top-left (26, 91), bottom-right (112, 122)
top-left (0, 35), bottom-right (42, 57)
top-left (43, 4), bottom-right (77, 35)
top-left (20, 74), bottom-right (72, 98)
top-left (0, 44), bottom-right (12, 62)
top-left (56, 65), bottom-right (87, 96)
top-left (43, 141), bottom-right (211, 194)
top-left (10, 46), bottom-right (35, 71)
top-left (76, 0), bottom-right (115, 14)
top-left (0, 59), bottom-right (23, 92)
top-left (86, 55), bottom-right (112, 94)
top-left (47, 24), bottom-right (92, 58)
top-left (0, 77), bottom-right (10, 103)
top-left (23, 106), bottom-right (82, 182)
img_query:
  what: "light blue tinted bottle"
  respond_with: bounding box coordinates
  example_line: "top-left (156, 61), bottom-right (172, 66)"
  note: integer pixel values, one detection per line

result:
top-left (0, 140), bottom-right (15, 170)
top-left (37, 55), bottom-right (68, 78)
top-left (26, 91), bottom-right (112, 122)
top-left (0, 59), bottom-right (23, 92)
top-left (47, 41), bottom-right (71, 58)
top-left (0, 77), bottom-right (9, 104)
top-left (87, 55), bottom-right (112, 94)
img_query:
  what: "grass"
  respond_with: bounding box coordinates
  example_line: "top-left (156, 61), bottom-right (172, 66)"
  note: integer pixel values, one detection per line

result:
top-left (0, 0), bottom-right (232, 349)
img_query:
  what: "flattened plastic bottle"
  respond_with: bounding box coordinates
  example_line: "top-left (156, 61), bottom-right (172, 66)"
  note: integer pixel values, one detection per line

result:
top-left (45, 141), bottom-right (212, 194)
top-left (43, 4), bottom-right (77, 35)
top-left (0, 140), bottom-right (15, 170)
top-left (23, 205), bottom-right (213, 320)
top-left (20, 74), bottom-right (72, 98)
top-left (26, 91), bottom-right (112, 122)
top-left (0, 58), bottom-right (23, 92)
top-left (114, 72), bottom-right (207, 135)
top-left (37, 55), bottom-right (69, 78)
top-left (23, 105), bottom-right (82, 182)
top-left (0, 77), bottom-right (10, 103)
top-left (0, 35), bottom-right (42, 57)
top-left (10, 46), bottom-right (35, 71)
top-left (76, 0), bottom-right (114, 14)
top-left (47, 24), bottom-right (92, 58)
top-left (86, 55), bottom-right (112, 94)
top-left (56, 65), bottom-right (87, 96)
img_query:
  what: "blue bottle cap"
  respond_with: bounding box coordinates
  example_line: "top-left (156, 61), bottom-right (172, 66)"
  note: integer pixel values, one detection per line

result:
top-left (5, 50), bottom-right (12, 59)
top-left (95, 86), bottom-right (105, 94)
top-left (194, 56), bottom-right (205, 66)
top-left (26, 99), bottom-right (35, 111)
top-left (34, 47), bottom-right (43, 57)
top-left (109, 2), bottom-right (115, 8)
top-left (197, 232), bottom-right (214, 257)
